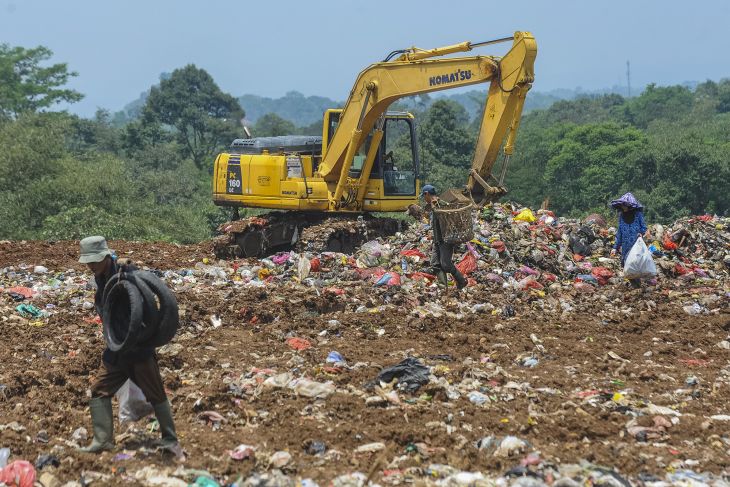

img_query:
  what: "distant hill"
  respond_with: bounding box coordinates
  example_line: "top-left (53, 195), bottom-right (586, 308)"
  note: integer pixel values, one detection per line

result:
top-left (237, 86), bottom-right (656, 125)
top-left (114, 81), bottom-right (703, 127)
top-left (239, 91), bottom-right (341, 126)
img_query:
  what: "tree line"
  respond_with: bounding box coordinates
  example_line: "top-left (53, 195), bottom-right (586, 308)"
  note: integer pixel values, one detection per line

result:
top-left (1, 43), bottom-right (727, 243)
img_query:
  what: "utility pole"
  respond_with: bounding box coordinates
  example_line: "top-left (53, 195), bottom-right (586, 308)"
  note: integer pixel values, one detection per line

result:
top-left (626, 60), bottom-right (631, 98)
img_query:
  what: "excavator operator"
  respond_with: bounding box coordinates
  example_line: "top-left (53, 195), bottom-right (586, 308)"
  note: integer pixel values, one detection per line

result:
top-left (421, 185), bottom-right (468, 290)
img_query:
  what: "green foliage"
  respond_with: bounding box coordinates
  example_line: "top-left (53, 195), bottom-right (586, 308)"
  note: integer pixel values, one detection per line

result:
top-left (626, 84), bottom-right (693, 128)
top-left (505, 82), bottom-right (730, 222)
top-left (1, 41), bottom-right (727, 245)
top-left (141, 65), bottom-right (244, 172)
top-left (253, 113), bottom-right (296, 137)
top-left (417, 100), bottom-right (473, 190)
top-left (0, 44), bottom-right (83, 118)
top-left (542, 123), bottom-right (648, 216)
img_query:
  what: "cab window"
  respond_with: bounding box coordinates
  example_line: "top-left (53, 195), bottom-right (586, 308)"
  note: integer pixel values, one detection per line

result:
top-left (382, 118), bottom-right (417, 196)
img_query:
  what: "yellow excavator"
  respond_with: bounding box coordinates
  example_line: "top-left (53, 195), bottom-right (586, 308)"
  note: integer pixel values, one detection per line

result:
top-left (212, 31), bottom-right (536, 257)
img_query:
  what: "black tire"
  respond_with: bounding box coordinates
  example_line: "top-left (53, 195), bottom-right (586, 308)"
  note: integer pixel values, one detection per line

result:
top-left (133, 271), bottom-right (179, 348)
top-left (102, 271), bottom-right (160, 343)
top-left (129, 273), bottom-right (161, 343)
top-left (102, 280), bottom-right (143, 353)
top-left (101, 272), bottom-right (123, 307)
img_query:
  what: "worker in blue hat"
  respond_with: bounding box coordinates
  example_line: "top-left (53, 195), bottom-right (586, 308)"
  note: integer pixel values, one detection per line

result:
top-left (420, 185), bottom-right (467, 289)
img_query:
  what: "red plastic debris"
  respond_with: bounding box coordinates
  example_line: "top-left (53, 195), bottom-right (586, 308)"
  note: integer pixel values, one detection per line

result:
top-left (286, 337), bottom-right (312, 351)
top-left (542, 273), bottom-right (557, 283)
top-left (591, 267), bottom-right (614, 285)
top-left (309, 257), bottom-right (321, 272)
top-left (456, 252), bottom-right (478, 275)
top-left (490, 240), bottom-right (506, 253)
top-left (663, 237), bottom-right (678, 250)
top-left (408, 272), bottom-right (436, 282)
top-left (0, 460), bottom-right (36, 487)
top-left (679, 358), bottom-right (712, 367)
top-left (400, 248), bottom-right (428, 259)
top-left (674, 263), bottom-right (692, 275)
top-left (5, 286), bottom-right (33, 299)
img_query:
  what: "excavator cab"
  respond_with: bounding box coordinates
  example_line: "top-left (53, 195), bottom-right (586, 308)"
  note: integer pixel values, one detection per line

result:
top-left (323, 109), bottom-right (420, 202)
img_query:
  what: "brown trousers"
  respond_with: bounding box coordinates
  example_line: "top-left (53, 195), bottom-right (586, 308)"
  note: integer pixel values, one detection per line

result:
top-left (91, 355), bottom-right (167, 405)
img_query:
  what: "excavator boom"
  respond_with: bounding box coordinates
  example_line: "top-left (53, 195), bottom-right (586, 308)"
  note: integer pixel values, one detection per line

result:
top-left (318, 31), bottom-right (536, 207)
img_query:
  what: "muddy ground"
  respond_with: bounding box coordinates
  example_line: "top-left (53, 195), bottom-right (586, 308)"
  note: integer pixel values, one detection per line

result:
top-left (1, 240), bottom-right (729, 485)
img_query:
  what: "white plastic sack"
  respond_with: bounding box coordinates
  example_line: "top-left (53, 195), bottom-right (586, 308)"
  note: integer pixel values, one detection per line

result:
top-left (297, 254), bottom-right (311, 281)
top-left (623, 237), bottom-right (657, 279)
top-left (116, 380), bottom-right (154, 424)
top-left (358, 240), bottom-right (390, 268)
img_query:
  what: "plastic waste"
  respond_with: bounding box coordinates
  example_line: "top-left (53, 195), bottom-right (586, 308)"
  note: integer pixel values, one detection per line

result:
top-left (623, 237), bottom-right (657, 279)
top-left (375, 358), bottom-right (430, 393)
top-left (468, 391), bottom-right (489, 405)
top-left (269, 451), bottom-right (292, 468)
top-left (514, 209), bottom-right (536, 223)
top-left (192, 476), bottom-right (220, 487)
top-left (34, 455), bottom-right (59, 470)
top-left (304, 440), bottom-right (327, 455)
top-left (0, 448), bottom-right (9, 468)
top-left (682, 303), bottom-right (705, 315)
top-left (297, 254), bottom-right (311, 280)
top-left (0, 460), bottom-right (36, 487)
top-left (521, 357), bottom-right (539, 368)
top-left (286, 337), bottom-right (312, 351)
top-left (358, 240), bottom-right (388, 267)
top-left (228, 444), bottom-right (256, 460)
top-left (456, 252), bottom-right (478, 275)
top-left (494, 436), bottom-right (528, 457)
top-left (117, 380), bottom-right (154, 424)
top-left (290, 378), bottom-right (336, 398)
top-left (326, 351), bottom-right (346, 365)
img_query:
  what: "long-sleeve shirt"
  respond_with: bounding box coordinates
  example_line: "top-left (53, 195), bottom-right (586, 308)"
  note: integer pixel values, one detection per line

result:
top-left (95, 261), bottom-right (154, 365)
top-left (613, 210), bottom-right (647, 259)
top-left (426, 200), bottom-right (450, 244)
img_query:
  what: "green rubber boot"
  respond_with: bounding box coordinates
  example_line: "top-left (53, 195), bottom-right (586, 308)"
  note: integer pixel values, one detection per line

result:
top-left (153, 400), bottom-right (179, 450)
top-left (79, 397), bottom-right (114, 453)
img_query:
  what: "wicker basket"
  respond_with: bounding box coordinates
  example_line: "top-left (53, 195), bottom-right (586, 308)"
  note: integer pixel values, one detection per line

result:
top-left (434, 203), bottom-right (474, 244)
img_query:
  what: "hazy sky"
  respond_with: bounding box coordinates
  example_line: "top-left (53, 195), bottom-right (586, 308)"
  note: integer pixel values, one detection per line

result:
top-left (2, 0), bottom-right (729, 117)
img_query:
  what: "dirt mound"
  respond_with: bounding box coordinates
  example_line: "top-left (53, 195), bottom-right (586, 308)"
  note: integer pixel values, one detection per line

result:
top-left (1, 207), bottom-right (728, 484)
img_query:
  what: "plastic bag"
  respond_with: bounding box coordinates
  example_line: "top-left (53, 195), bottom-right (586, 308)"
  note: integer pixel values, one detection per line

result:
top-left (117, 380), bottom-right (153, 424)
top-left (623, 237), bottom-right (657, 279)
top-left (0, 460), bottom-right (36, 487)
top-left (358, 241), bottom-right (387, 268)
top-left (456, 252), bottom-right (478, 275)
top-left (297, 254), bottom-right (311, 280)
top-left (514, 209), bottom-right (536, 223)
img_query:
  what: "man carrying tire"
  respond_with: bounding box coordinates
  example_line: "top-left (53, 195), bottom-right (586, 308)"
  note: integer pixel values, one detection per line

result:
top-left (77, 236), bottom-right (182, 458)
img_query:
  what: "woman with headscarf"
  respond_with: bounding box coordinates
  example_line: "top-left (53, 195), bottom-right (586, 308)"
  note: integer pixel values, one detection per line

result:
top-left (609, 192), bottom-right (650, 287)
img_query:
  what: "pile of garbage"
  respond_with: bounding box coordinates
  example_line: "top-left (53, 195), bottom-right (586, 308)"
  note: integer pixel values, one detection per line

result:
top-left (184, 203), bottom-right (729, 320)
top-left (0, 203), bottom-right (729, 486)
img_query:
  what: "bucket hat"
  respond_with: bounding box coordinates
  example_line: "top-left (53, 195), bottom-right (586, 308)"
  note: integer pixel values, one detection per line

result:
top-left (79, 236), bottom-right (113, 264)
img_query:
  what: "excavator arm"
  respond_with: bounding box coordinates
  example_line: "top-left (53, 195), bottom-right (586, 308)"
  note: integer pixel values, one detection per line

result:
top-left (317, 31), bottom-right (536, 208)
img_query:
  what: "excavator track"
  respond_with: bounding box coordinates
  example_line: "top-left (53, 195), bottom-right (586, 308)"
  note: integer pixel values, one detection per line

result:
top-left (213, 212), bottom-right (406, 259)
